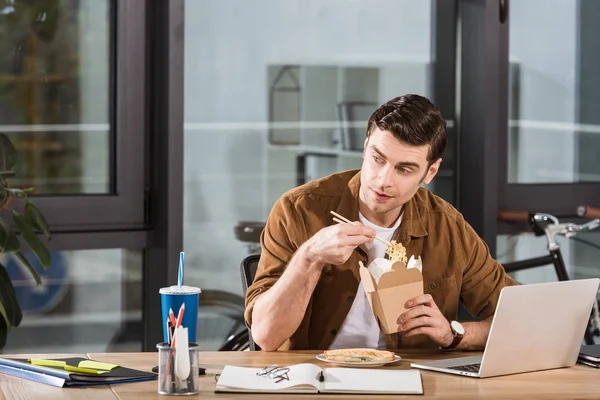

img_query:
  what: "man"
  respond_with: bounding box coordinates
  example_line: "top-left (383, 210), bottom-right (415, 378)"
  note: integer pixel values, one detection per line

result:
top-left (245, 94), bottom-right (516, 352)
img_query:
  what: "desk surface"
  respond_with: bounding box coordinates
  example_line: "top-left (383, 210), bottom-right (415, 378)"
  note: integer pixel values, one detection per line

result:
top-left (0, 350), bottom-right (598, 399)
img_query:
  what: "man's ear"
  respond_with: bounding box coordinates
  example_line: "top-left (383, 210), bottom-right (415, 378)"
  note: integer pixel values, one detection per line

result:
top-left (422, 158), bottom-right (442, 184)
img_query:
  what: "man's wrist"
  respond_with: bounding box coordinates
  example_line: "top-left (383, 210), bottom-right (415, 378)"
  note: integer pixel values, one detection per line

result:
top-left (299, 242), bottom-right (324, 270)
top-left (441, 323), bottom-right (455, 348)
top-left (441, 320), bottom-right (465, 350)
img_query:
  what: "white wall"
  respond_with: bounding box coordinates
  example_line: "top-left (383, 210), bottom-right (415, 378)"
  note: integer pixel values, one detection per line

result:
top-left (183, 0), bottom-right (432, 294)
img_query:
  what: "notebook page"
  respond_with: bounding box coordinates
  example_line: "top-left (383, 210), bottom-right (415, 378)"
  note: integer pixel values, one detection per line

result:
top-left (321, 368), bottom-right (423, 394)
top-left (216, 364), bottom-right (322, 393)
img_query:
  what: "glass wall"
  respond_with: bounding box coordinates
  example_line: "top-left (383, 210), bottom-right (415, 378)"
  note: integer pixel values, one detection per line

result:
top-left (500, 1), bottom-right (600, 299)
top-left (0, 0), bottom-right (111, 195)
top-left (2, 249), bottom-right (142, 354)
top-left (507, 0), bottom-right (600, 184)
top-left (183, 0), bottom-right (447, 349)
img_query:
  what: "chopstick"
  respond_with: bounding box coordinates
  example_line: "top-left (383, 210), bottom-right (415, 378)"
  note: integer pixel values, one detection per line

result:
top-left (330, 211), bottom-right (391, 246)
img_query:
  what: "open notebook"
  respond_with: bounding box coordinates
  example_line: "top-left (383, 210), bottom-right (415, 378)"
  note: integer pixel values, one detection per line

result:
top-left (215, 363), bottom-right (423, 395)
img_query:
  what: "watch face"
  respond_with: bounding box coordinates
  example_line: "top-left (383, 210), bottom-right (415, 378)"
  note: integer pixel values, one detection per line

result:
top-left (451, 320), bottom-right (465, 335)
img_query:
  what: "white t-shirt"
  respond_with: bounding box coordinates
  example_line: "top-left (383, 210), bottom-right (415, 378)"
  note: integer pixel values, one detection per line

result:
top-left (328, 213), bottom-right (402, 350)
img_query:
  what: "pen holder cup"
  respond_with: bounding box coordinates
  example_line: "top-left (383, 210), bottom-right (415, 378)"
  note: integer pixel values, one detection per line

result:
top-left (157, 342), bottom-right (200, 395)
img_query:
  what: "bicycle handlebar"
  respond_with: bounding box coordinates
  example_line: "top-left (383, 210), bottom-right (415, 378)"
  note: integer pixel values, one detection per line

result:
top-left (497, 210), bottom-right (529, 222)
top-left (578, 206), bottom-right (600, 219)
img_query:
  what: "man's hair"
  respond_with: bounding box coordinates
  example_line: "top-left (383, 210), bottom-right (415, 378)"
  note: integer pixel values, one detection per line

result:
top-left (366, 94), bottom-right (447, 163)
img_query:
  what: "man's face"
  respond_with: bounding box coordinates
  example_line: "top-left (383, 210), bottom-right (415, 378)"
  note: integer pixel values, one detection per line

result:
top-left (359, 127), bottom-right (441, 226)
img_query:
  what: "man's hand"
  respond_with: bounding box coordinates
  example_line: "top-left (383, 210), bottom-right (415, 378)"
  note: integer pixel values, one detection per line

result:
top-left (398, 294), bottom-right (454, 347)
top-left (302, 222), bottom-right (376, 266)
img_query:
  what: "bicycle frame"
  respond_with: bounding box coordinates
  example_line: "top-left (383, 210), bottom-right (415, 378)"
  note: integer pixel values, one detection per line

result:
top-left (503, 248), bottom-right (570, 282)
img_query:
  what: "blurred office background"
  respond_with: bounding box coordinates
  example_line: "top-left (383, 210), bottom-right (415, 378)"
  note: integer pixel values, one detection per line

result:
top-left (0, 0), bottom-right (598, 353)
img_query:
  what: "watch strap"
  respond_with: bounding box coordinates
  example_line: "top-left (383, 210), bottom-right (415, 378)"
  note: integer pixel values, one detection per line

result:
top-left (441, 321), bottom-right (464, 350)
top-left (441, 333), bottom-right (463, 350)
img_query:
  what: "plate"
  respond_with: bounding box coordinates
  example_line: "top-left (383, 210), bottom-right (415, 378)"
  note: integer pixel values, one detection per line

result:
top-left (315, 353), bottom-right (402, 368)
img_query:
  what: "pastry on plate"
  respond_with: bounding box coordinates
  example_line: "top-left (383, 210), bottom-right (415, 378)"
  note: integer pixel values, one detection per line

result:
top-left (323, 348), bottom-right (395, 363)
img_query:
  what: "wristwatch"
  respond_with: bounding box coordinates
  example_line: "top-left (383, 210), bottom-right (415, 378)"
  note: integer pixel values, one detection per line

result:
top-left (441, 320), bottom-right (465, 350)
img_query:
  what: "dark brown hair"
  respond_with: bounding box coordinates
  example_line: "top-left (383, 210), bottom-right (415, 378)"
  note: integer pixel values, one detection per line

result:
top-left (366, 94), bottom-right (447, 162)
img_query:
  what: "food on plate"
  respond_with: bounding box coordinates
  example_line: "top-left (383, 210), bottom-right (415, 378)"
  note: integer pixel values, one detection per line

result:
top-left (323, 348), bottom-right (396, 363)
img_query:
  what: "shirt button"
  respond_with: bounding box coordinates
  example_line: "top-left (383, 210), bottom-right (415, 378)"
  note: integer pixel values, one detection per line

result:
top-left (429, 282), bottom-right (437, 290)
top-left (330, 329), bottom-right (338, 335)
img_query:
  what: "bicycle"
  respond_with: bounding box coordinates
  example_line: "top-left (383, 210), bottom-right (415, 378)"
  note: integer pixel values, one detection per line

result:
top-left (497, 205), bottom-right (600, 345)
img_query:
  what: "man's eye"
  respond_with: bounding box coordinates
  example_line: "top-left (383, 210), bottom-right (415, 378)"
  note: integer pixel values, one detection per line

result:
top-left (373, 155), bottom-right (383, 163)
top-left (397, 167), bottom-right (412, 174)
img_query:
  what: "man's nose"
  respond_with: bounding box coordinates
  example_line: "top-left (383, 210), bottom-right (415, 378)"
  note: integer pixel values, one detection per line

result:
top-left (376, 165), bottom-right (393, 187)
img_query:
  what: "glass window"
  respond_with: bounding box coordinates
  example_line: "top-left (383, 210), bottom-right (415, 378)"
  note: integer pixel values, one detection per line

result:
top-left (184, 0), bottom-right (441, 349)
top-left (3, 249), bottom-right (142, 353)
top-left (507, 0), bottom-right (600, 183)
top-left (0, 0), bottom-right (112, 194)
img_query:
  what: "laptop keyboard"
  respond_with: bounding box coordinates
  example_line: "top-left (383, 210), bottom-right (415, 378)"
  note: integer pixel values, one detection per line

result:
top-left (448, 363), bottom-right (481, 373)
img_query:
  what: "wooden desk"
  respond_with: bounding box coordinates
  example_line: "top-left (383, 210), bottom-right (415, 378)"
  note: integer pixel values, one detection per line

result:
top-left (1, 350), bottom-right (598, 399)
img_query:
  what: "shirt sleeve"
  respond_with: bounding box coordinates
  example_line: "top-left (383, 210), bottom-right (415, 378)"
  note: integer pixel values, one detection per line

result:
top-left (459, 219), bottom-right (518, 319)
top-left (244, 194), bottom-right (306, 330)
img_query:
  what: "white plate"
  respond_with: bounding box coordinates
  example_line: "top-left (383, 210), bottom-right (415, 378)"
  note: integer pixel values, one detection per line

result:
top-left (315, 353), bottom-right (402, 368)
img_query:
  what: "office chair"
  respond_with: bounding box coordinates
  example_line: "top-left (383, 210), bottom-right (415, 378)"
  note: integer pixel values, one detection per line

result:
top-left (240, 254), bottom-right (261, 351)
top-left (218, 254), bottom-right (261, 351)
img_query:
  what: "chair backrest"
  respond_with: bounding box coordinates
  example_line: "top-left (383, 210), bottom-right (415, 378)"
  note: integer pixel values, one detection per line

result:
top-left (240, 254), bottom-right (261, 351)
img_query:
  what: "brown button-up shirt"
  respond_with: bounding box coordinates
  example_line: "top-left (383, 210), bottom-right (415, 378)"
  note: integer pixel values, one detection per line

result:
top-left (245, 170), bottom-right (517, 350)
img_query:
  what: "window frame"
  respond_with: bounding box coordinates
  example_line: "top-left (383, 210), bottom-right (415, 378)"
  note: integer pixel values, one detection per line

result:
top-left (458, 0), bottom-right (600, 254)
top-left (29, 0), bottom-right (147, 232)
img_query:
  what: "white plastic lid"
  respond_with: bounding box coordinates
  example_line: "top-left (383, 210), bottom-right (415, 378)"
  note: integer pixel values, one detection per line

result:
top-left (159, 285), bottom-right (202, 295)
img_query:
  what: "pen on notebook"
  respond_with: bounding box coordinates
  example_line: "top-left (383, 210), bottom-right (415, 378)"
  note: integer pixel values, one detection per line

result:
top-left (319, 371), bottom-right (324, 382)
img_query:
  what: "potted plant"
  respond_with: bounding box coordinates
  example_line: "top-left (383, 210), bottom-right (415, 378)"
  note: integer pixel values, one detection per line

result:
top-left (0, 133), bottom-right (51, 349)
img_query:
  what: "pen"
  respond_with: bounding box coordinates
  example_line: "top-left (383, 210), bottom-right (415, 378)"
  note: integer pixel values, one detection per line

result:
top-left (171, 303), bottom-right (185, 348)
top-left (169, 308), bottom-right (176, 326)
top-left (319, 371), bottom-right (324, 382)
top-left (165, 318), bottom-right (170, 345)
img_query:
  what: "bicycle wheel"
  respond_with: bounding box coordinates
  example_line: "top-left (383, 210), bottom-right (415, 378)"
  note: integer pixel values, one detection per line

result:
top-left (196, 289), bottom-right (248, 350)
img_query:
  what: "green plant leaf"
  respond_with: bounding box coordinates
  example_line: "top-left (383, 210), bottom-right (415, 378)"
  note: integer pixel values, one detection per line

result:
top-left (0, 216), bottom-right (20, 253)
top-left (0, 317), bottom-right (7, 349)
top-left (13, 211), bottom-right (51, 269)
top-left (0, 301), bottom-right (10, 333)
top-left (25, 202), bottom-right (51, 240)
top-left (0, 262), bottom-right (22, 327)
top-left (14, 252), bottom-right (42, 286)
top-left (0, 133), bottom-right (18, 171)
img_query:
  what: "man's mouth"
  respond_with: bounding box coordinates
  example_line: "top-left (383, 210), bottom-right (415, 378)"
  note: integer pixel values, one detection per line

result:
top-left (370, 188), bottom-right (392, 200)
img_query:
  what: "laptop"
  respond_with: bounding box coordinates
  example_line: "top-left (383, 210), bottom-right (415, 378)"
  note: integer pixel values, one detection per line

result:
top-left (411, 278), bottom-right (600, 378)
